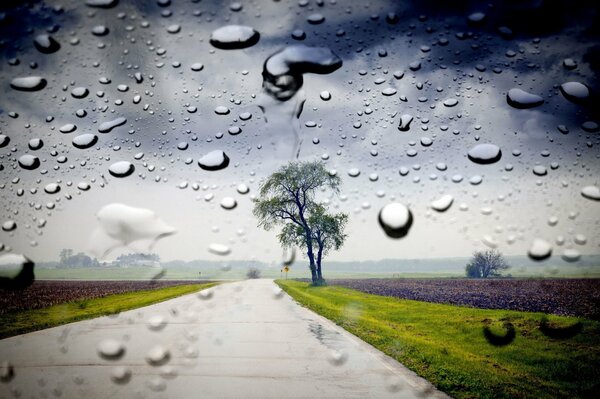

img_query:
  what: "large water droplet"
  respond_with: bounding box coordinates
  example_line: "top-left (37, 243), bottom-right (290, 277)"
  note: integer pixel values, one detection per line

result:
top-left (108, 161), bottom-right (135, 178)
top-left (10, 76), bottom-right (47, 91)
top-left (198, 150), bottom-right (229, 171)
top-left (528, 239), bottom-right (552, 261)
top-left (98, 117), bottom-right (127, 133)
top-left (467, 144), bottom-right (502, 164)
top-left (88, 203), bottom-right (176, 258)
top-left (506, 88), bottom-right (543, 109)
top-left (97, 339), bottom-right (125, 360)
top-left (146, 345), bottom-right (170, 366)
top-left (210, 25), bottom-right (260, 49)
top-left (18, 154), bottom-right (40, 170)
top-left (581, 185), bottom-right (600, 201)
top-left (378, 203), bottom-right (413, 238)
top-left (262, 45), bottom-right (342, 101)
top-left (72, 134), bottom-right (98, 149)
top-left (431, 195), bottom-right (454, 212)
top-left (560, 81), bottom-right (589, 103)
top-left (34, 34), bottom-right (60, 54)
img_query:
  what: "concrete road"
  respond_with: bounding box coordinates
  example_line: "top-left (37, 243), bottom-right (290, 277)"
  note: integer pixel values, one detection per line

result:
top-left (0, 279), bottom-right (449, 399)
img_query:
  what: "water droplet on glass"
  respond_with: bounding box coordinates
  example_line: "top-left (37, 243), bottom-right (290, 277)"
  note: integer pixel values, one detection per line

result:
top-left (467, 144), bottom-right (502, 164)
top-left (71, 87), bottom-right (89, 99)
top-left (209, 243), bottom-right (231, 256)
top-left (34, 34), bottom-right (60, 54)
top-left (560, 81), bottom-right (589, 103)
top-left (110, 366), bottom-right (131, 384)
top-left (431, 195), bottom-right (453, 212)
top-left (147, 315), bottom-right (167, 331)
top-left (10, 76), bottom-right (47, 91)
top-left (210, 25), bottom-right (260, 50)
top-left (506, 88), bottom-right (543, 109)
top-left (198, 150), bottom-right (230, 171)
top-left (581, 185), bottom-right (600, 201)
top-left (146, 345), bottom-right (170, 366)
top-left (97, 339), bottom-right (126, 360)
top-left (18, 154), bottom-right (40, 170)
top-left (89, 203), bottom-right (176, 259)
top-left (72, 134), bottom-right (98, 149)
top-left (378, 203), bottom-right (413, 238)
top-left (98, 117), bottom-right (127, 133)
top-left (108, 161), bottom-right (135, 178)
top-left (398, 114), bottom-right (413, 131)
top-left (220, 197), bottom-right (237, 210)
top-left (327, 350), bottom-right (348, 366)
top-left (528, 239), bottom-right (552, 261)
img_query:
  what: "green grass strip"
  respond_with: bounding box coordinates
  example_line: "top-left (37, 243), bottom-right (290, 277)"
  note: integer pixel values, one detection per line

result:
top-left (276, 280), bottom-right (600, 399)
top-left (0, 283), bottom-right (218, 339)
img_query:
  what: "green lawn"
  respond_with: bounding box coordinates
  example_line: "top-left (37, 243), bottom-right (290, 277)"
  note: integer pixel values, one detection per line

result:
top-left (276, 280), bottom-right (600, 399)
top-left (0, 283), bottom-right (218, 339)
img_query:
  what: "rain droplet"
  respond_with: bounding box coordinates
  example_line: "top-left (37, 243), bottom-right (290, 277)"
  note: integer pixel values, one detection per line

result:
top-left (214, 106), bottom-right (230, 115)
top-left (506, 88), bottom-right (543, 109)
top-left (327, 350), bottom-right (348, 366)
top-left (71, 87), bottom-right (89, 99)
top-left (467, 144), bottom-right (502, 164)
top-left (236, 183), bottom-right (249, 194)
top-left (581, 185), bottom-right (600, 201)
top-left (110, 366), bottom-right (131, 384)
top-left (0, 135), bottom-right (10, 148)
top-left (10, 76), bottom-right (47, 91)
top-left (98, 117), bottom-right (127, 133)
top-left (147, 315), bottom-right (167, 331)
top-left (34, 34), bottom-right (60, 54)
top-left (431, 195), bottom-right (453, 212)
top-left (97, 339), bottom-right (125, 360)
top-left (210, 25), bottom-right (260, 50)
top-left (108, 161), bottom-right (135, 178)
top-left (146, 346), bottom-right (170, 366)
top-left (208, 243), bottom-right (231, 256)
top-left (1, 221), bottom-right (16, 232)
top-left (560, 81), bottom-right (589, 103)
top-left (398, 114), bottom-right (413, 131)
top-left (220, 197), bottom-right (237, 210)
top-left (18, 154), bottom-right (40, 170)
top-left (198, 150), bottom-right (230, 171)
top-left (44, 183), bottom-right (60, 194)
top-left (378, 203), bottom-right (413, 238)
top-left (528, 239), bottom-right (552, 261)
top-left (72, 134), bottom-right (98, 149)
top-left (443, 98), bottom-right (458, 107)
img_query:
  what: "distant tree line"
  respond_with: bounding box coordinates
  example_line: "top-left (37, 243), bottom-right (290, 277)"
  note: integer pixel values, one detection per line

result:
top-left (59, 249), bottom-right (100, 268)
top-left (58, 249), bottom-right (160, 268)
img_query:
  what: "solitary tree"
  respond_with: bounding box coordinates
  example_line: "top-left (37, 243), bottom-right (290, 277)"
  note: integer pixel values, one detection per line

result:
top-left (253, 161), bottom-right (347, 284)
top-left (465, 249), bottom-right (509, 278)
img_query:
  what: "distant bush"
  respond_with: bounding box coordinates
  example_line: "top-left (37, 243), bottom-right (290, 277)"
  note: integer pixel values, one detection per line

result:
top-left (466, 250), bottom-right (509, 278)
top-left (246, 267), bottom-right (261, 279)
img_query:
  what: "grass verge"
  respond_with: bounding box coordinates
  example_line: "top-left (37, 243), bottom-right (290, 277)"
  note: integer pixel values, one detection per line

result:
top-left (276, 280), bottom-right (600, 399)
top-left (0, 282), bottom-right (218, 339)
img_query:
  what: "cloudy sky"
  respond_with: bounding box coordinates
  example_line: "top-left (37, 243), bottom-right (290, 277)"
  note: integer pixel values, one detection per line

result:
top-left (0, 0), bottom-right (599, 266)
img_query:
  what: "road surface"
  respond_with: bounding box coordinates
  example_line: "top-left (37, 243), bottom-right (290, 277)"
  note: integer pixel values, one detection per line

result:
top-left (0, 279), bottom-right (449, 398)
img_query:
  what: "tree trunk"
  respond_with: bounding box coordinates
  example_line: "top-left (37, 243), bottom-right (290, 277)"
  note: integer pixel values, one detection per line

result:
top-left (316, 245), bottom-right (323, 280)
top-left (307, 248), bottom-right (317, 283)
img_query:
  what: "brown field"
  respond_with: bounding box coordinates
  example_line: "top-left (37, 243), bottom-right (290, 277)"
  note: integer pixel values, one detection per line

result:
top-left (0, 280), bottom-right (208, 315)
top-left (327, 278), bottom-right (600, 320)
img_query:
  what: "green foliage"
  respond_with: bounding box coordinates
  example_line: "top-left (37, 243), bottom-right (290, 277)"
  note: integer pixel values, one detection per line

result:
top-left (0, 283), bottom-right (218, 339)
top-left (466, 249), bottom-right (510, 278)
top-left (277, 280), bottom-right (600, 399)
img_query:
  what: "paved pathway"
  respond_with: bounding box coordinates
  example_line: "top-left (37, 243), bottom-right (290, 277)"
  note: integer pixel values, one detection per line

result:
top-left (0, 279), bottom-right (449, 398)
